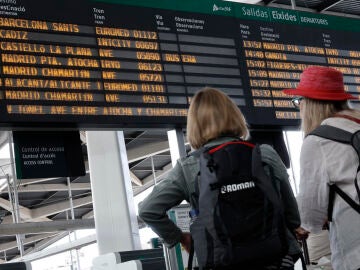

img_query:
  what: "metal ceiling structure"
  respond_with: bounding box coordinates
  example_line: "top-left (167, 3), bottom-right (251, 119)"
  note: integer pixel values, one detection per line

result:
top-left (0, 0), bottom-right (358, 265)
top-left (262, 0), bottom-right (360, 17)
top-left (0, 129), bottom-right (189, 263)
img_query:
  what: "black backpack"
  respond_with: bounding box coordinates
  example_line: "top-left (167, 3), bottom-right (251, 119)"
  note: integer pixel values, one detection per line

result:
top-left (309, 125), bottom-right (360, 221)
top-left (188, 140), bottom-right (288, 269)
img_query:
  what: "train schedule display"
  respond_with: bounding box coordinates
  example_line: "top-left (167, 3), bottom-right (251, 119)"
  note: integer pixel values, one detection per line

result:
top-left (0, 0), bottom-right (359, 129)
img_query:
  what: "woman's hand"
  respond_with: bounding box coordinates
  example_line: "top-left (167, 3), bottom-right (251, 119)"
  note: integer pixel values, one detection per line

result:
top-left (294, 226), bottom-right (310, 240)
top-left (180, 232), bottom-right (192, 253)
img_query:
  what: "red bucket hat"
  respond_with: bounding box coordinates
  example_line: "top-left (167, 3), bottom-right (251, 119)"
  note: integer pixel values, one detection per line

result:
top-left (283, 66), bottom-right (357, 100)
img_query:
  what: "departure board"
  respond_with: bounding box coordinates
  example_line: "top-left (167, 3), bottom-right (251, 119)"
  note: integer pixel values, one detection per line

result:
top-left (0, 0), bottom-right (359, 129)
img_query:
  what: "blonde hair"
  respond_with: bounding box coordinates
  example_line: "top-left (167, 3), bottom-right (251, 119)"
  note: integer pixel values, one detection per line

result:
top-left (186, 87), bottom-right (249, 149)
top-left (301, 98), bottom-right (349, 135)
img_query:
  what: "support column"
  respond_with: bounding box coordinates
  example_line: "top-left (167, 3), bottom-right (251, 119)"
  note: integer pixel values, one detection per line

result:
top-left (87, 131), bottom-right (140, 254)
top-left (66, 177), bottom-right (81, 270)
top-left (167, 129), bottom-right (186, 165)
top-left (8, 132), bottom-right (24, 257)
top-left (165, 128), bottom-right (186, 270)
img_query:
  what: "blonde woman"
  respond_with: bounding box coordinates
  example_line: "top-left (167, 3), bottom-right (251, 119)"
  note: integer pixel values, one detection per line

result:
top-left (139, 87), bottom-right (301, 269)
top-left (283, 66), bottom-right (360, 270)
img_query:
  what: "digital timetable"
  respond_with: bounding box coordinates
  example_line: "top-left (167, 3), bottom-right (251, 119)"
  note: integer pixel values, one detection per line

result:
top-left (0, 0), bottom-right (359, 129)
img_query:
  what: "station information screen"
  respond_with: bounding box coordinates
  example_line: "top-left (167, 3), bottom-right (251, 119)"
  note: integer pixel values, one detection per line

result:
top-left (0, 0), bottom-right (359, 129)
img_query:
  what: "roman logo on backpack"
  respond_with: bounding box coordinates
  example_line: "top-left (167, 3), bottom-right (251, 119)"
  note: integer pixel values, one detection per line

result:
top-left (308, 125), bottom-right (360, 221)
top-left (189, 140), bottom-right (288, 269)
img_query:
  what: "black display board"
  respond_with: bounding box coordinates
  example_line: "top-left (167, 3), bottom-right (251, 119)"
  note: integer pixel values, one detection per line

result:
top-left (13, 131), bottom-right (85, 179)
top-left (0, 0), bottom-right (359, 129)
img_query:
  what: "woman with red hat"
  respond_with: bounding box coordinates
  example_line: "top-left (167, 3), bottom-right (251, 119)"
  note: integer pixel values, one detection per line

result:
top-left (283, 66), bottom-right (360, 270)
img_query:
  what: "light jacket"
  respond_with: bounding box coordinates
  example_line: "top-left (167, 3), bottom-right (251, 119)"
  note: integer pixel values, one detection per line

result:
top-left (139, 137), bottom-right (301, 256)
top-left (297, 110), bottom-right (360, 270)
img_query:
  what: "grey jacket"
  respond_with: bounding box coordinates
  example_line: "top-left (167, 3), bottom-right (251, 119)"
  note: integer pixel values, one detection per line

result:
top-left (139, 137), bottom-right (301, 255)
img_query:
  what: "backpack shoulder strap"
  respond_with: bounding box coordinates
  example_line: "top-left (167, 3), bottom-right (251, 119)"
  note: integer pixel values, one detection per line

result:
top-left (308, 125), bottom-right (352, 144)
top-left (328, 184), bottom-right (360, 221)
top-left (251, 144), bottom-right (282, 209)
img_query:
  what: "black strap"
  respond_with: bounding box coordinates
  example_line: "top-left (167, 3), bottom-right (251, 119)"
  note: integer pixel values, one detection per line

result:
top-left (298, 239), bottom-right (310, 269)
top-left (187, 237), bottom-right (194, 270)
top-left (302, 239), bottom-right (310, 265)
top-left (356, 166), bottom-right (360, 199)
top-left (327, 185), bottom-right (336, 222)
top-left (299, 254), bottom-right (308, 270)
top-left (328, 184), bottom-right (360, 221)
top-left (252, 145), bottom-right (288, 265)
top-left (308, 125), bottom-right (352, 144)
top-left (252, 145), bottom-right (282, 210)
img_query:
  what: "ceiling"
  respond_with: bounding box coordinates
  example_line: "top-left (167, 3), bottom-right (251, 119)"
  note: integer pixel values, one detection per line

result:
top-left (0, 0), bottom-right (358, 264)
top-left (261, 0), bottom-right (360, 17)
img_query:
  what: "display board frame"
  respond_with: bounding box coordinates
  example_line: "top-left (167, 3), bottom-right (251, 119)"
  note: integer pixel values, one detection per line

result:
top-left (0, 0), bottom-right (359, 129)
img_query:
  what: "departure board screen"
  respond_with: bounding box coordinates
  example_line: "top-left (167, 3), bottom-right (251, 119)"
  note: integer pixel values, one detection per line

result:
top-left (0, 0), bottom-right (359, 129)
